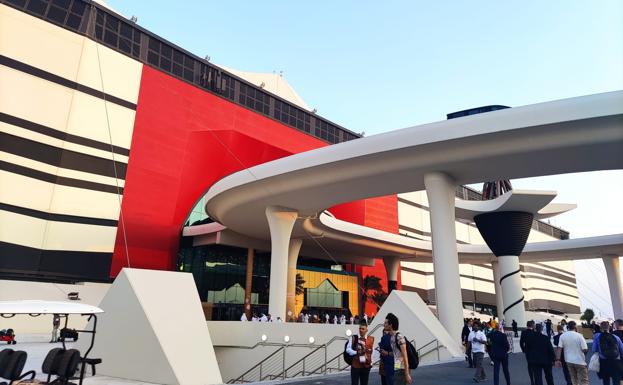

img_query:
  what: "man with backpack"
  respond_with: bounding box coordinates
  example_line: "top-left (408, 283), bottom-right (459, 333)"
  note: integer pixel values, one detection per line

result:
top-left (383, 313), bottom-right (415, 384)
top-left (345, 322), bottom-right (374, 385)
top-left (591, 320), bottom-right (623, 385)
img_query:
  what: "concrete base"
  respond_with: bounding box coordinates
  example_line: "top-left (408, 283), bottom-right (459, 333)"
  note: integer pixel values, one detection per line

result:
top-left (79, 268), bottom-right (222, 385)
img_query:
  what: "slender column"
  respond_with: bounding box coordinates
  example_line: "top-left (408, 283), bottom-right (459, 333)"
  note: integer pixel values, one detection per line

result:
top-left (491, 260), bottom-right (504, 322)
top-left (286, 239), bottom-right (303, 321)
top-left (244, 248), bottom-right (254, 319)
top-left (266, 206), bottom-right (298, 320)
top-left (424, 172), bottom-right (463, 346)
top-left (383, 256), bottom-right (401, 293)
top-left (498, 255), bottom-right (526, 327)
top-left (603, 256), bottom-right (623, 319)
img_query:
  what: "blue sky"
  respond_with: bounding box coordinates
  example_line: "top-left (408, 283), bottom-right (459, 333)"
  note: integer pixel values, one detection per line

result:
top-left (107, 0), bottom-right (623, 317)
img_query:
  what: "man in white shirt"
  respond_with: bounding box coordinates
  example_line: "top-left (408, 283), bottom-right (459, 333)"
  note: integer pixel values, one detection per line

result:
top-left (556, 321), bottom-right (588, 385)
top-left (260, 313), bottom-right (268, 322)
top-left (240, 312), bottom-right (248, 322)
top-left (468, 322), bottom-right (488, 382)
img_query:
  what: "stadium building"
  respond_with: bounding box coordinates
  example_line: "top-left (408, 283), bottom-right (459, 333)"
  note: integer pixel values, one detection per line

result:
top-left (0, 0), bottom-right (580, 322)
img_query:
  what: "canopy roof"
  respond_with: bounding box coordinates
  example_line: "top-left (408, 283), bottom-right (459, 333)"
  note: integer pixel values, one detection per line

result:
top-left (0, 300), bottom-right (103, 315)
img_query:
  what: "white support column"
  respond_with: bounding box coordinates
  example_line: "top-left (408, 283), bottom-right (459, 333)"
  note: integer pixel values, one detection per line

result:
top-left (603, 256), bottom-right (623, 320)
top-left (383, 256), bottom-right (401, 292)
top-left (424, 172), bottom-right (463, 346)
top-left (265, 206), bottom-right (298, 321)
top-left (498, 255), bottom-right (526, 327)
top-left (491, 261), bottom-right (504, 323)
top-left (286, 239), bottom-right (303, 321)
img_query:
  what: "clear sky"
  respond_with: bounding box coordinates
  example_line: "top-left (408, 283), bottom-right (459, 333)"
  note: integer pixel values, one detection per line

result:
top-left (107, 0), bottom-right (623, 317)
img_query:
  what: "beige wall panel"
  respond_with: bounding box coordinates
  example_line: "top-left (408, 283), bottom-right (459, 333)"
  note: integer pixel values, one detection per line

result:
top-left (528, 229), bottom-right (557, 242)
top-left (0, 122), bottom-right (129, 164)
top-left (0, 210), bottom-right (46, 249)
top-left (400, 270), bottom-right (429, 290)
top-left (48, 184), bottom-right (121, 220)
top-left (0, 67), bottom-right (73, 130)
top-left (524, 289), bottom-right (580, 306)
top-left (0, 170), bottom-right (55, 212)
top-left (0, 4), bottom-right (83, 80)
top-left (43, 221), bottom-right (117, 252)
top-left (66, 92), bottom-right (135, 149)
top-left (460, 277), bottom-right (494, 293)
top-left (77, 40), bottom-right (143, 104)
top-left (0, 169), bottom-right (120, 219)
top-left (0, 151), bottom-right (125, 188)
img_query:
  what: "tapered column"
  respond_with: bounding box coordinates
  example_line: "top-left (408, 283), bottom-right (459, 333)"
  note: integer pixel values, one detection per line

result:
top-left (266, 206), bottom-right (298, 320)
top-left (498, 255), bottom-right (526, 327)
top-left (244, 248), bottom-right (254, 319)
top-left (603, 256), bottom-right (623, 319)
top-left (424, 172), bottom-right (463, 346)
top-left (491, 261), bottom-right (504, 322)
top-left (383, 256), bottom-right (401, 293)
top-left (286, 239), bottom-right (303, 321)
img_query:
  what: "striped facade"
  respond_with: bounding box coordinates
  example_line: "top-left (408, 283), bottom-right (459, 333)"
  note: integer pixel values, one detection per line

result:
top-left (398, 191), bottom-right (581, 315)
top-left (0, 3), bottom-right (140, 281)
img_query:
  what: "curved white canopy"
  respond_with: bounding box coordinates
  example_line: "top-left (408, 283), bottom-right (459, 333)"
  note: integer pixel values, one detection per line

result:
top-left (0, 300), bottom-right (103, 315)
top-left (454, 189), bottom-right (576, 221)
top-left (202, 91), bottom-right (623, 263)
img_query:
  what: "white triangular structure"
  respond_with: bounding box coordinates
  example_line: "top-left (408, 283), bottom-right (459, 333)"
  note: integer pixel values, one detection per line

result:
top-left (79, 268), bottom-right (222, 385)
top-left (368, 291), bottom-right (463, 363)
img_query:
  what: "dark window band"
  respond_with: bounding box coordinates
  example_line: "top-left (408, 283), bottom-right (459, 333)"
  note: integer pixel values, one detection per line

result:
top-left (0, 112), bottom-right (130, 156)
top-left (0, 55), bottom-right (137, 111)
top-left (0, 132), bottom-right (127, 179)
top-left (0, 241), bottom-right (111, 282)
top-left (0, 202), bottom-right (118, 227)
top-left (0, 160), bottom-right (123, 195)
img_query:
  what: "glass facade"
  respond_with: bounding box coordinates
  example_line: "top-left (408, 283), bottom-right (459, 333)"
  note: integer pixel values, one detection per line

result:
top-left (178, 243), bottom-right (359, 320)
top-left (305, 279), bottom-right (342, 308)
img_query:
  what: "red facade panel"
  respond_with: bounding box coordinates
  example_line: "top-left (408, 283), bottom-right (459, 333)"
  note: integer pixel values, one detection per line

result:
top-left (112, 65), bottom-right (400, 289)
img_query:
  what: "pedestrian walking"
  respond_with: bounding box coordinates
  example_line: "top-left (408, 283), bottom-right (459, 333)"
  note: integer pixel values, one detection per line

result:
top-left (512, 319), bottom-right (518, 338)
top-left (527, 323), bottom-right (555, 385)
top-left (553, 324), bottom-right (573, 385)
top-left (468, 322), bottom-right (487, 383)
top-left (346, 322), bottom-right (374, 385)
top-left (378, 330), bottom-right (394, 385)
top-left (521, 320), bottom-right (537, 385)
top-left (591, 320), bottom-right (623, 385)
top-left (384, 313), bottom-right (412, 384)
top-left (489, 325), bottom-right (511, 385)
top-left (462, 319), bottom-right (474, 368)
top-left (556, 321), bottom-right (588, 385)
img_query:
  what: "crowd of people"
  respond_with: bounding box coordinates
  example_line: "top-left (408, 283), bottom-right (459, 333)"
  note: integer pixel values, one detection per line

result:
top-left (240, 311), bottom-right (373, 324)
top-left (460, 316), bottom-right (623, 385)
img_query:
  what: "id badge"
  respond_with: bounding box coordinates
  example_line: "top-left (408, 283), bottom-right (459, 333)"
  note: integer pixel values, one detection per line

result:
top-left (394, 360), bottom-right (401, 370)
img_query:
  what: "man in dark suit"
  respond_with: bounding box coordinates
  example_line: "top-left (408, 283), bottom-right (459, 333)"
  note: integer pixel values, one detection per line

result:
top-left (462, 319), bottom-right (474, 368)
top-left (527, 323), bottom-right (555, 385)
top-left (489, 326), bottom-right (511, 385)
top-left (521, 320), bottom-right (536, 385)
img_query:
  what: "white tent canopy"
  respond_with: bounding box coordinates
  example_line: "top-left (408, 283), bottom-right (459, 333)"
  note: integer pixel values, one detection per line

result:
top-left (0, 300), bottom-right (103, 315)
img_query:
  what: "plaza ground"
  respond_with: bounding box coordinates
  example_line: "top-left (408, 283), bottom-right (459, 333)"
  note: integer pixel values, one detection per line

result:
top-left (3, 334), bottom-right (602, 385)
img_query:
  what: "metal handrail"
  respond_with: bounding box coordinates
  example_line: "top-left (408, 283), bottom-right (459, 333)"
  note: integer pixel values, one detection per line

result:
top-left (227, 326), bottom-right (445, 383)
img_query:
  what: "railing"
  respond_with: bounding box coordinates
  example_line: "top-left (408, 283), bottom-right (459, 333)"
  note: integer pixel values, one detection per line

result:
top-left (228, 324), bottom-right (384, 383)
top-left (228, 326), bottom-right (446, 384)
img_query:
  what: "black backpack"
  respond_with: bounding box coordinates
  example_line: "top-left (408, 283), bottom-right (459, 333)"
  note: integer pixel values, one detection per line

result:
top-left (343, 335), bottom-right (358, 366)
top-left (599, 332), bottom-right (620, 360)
top-left (396, 333), bottom-right (419, 370)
